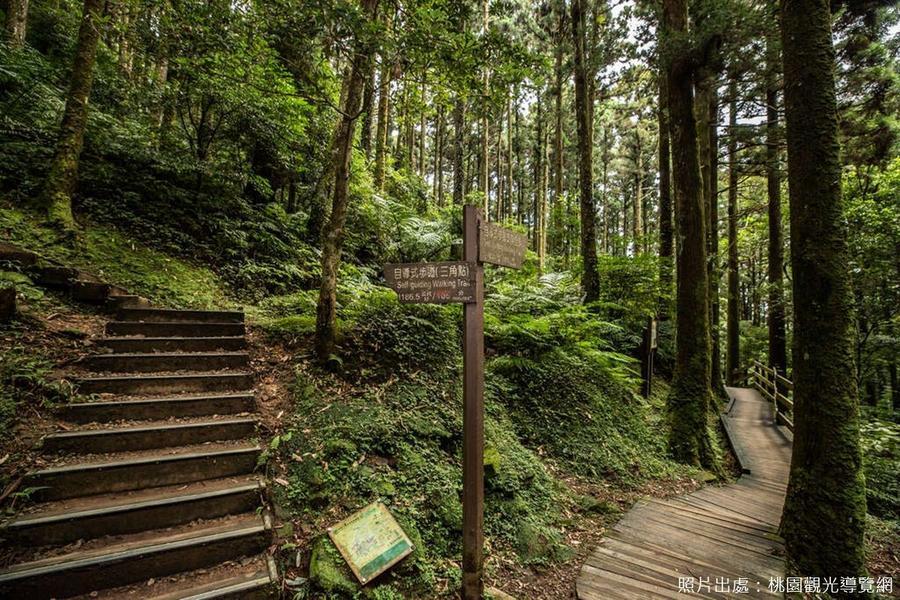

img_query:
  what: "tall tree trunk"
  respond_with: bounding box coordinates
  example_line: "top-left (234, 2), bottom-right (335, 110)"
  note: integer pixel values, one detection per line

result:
top-left (658, 64), bottom-right (673, 317)
top-left (4, 0), bottom-right (29, 47)
top-left (572, 0), bottom-right (599, 302)
top-left (726, 80), bottom-right (740, 386)
top-left (533, 93), bottom-right (543, 252)
top-left (662, 0), bottom-right (715, 467)
top-left (779, 0), bottom-right (867, 580)
top-left (418, 80), bottom-right (426, 177)
top-left (39, 0), bottom-right (105, 230)
top-left (374, 58), bottom-right (391, 191)
top-left (479, 0), bottom-right (489, 214)
top-left (515, 98), bottom-right (523, 223)
top-left (505, 97), bottom-right (513, 221)
top-left (696, 74), bottom-right (722, 392)
top-left (632, 133), bottom-right (643, 248)
top-left (539, 116), bottom-right (548, 269)
top-left (361, 68), bottom-right (375, 158)
top-left (435, 104), bottom-right (445, 205)
top-left (315, 0), bottom-right (381, 361)
top-left (453, 97), bottom-right (466, 205)
top-left (553, 37), bottom-right (564, 253)
top-left (708, 85), bottom-right (724, 393)
top-left (765, 6), bottom-right (788, 374)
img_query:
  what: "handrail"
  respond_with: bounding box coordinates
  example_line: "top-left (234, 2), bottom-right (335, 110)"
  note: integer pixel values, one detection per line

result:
top-left (749, 359), bottom-right (794, 432)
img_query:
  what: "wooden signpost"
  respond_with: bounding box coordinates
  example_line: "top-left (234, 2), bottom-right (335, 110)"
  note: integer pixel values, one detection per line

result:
top-left (384, 206), bottom-right (526, 600)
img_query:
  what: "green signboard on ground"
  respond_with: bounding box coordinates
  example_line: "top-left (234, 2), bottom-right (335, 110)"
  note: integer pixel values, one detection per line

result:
top-left (327, 502), bottom-right (414, 585)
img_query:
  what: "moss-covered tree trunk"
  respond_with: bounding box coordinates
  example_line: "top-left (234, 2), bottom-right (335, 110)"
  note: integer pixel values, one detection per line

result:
top-left (571, 0), bottom-right (599, 302)
top-left (658, 66), bottom-right (674, 318)
top-left (779, 0), bottom-right (868, 582)
top-left (765, 3), bottom-right (788, 374)
top-left (315, 0), bottom-right (381, 362)
top-left (39, 0), bottom-right (105, 230)
top-left (726, 80), bottom-right (741, 386)
top-left (662, 0), bottom-right (716, 467)
top-left (4, 0), bottom-right (28, 47)
top-left (708, 86), bottom-right (723, 392)
top-left (361, 69), bottom-right (375, 159)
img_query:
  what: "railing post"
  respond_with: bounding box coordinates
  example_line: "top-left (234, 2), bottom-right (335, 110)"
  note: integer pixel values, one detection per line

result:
top-left (772, 366), bottom-right (779, 425)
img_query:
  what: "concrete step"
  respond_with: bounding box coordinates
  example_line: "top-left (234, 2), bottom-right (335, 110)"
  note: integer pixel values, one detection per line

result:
top-left (4, 478), bottom-right (264, 546)
top-left (117, 308), bottom-right (244, 323)
top-left (0, 242), bottom-right (39, 267)
top-left (76, 372), bottom-right (252, 395)
top-left (0, 515), bottom-right (270, 598)
top-left (56, 393), bottom-right (256, 423)
top-left (106, 321), bottom-right (246, 338)
top-left (96, 336), bottom-right (247, 353)
top-left (85, 352), bottom-right (250, 373)
top-left (149, 558), bottom-right (277, 600)
top-left (71, 280), bottom-right (111, 304)
top-left (106, 294), bottom-right (151, 311)
top-left (33, 265), bottom-right (78, 289)
top-left (24, 444), bottom-right (261, 501)
top-left (42, 417), bottom-right (258, 454)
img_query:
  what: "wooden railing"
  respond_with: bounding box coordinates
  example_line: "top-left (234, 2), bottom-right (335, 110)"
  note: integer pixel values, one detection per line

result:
top-left (749, 359), bottom-right (794, 432)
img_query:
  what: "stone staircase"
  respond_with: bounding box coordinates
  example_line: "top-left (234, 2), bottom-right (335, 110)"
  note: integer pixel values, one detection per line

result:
top-left (0, 307), bottom-right (277, 599)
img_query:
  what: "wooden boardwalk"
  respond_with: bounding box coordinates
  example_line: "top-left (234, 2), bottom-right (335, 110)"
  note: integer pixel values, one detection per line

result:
top-left (576, 387), bottom-right (793, 599)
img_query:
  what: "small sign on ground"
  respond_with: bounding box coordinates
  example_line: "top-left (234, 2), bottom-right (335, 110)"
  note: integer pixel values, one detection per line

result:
top-left (327, 502), bottom-right (414, 585)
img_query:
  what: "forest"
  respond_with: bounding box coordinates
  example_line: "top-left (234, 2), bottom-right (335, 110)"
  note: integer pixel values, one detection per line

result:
top-left (0, 0), bottom-right (897, 598)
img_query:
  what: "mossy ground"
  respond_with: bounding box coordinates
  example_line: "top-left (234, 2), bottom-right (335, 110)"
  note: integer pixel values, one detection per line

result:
top-left (1, 205), bottom-right (232, 308)
top-left (260, 283), bottom-right (704, 598)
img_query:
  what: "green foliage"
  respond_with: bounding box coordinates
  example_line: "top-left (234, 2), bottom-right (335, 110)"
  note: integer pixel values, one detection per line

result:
top-left (860, 420), bottom-right (900, 520)
top-left (0, 343), bottom-right (59, 439)
top-left (0, 206), bottom-right (231, 308)
top-left (341, 288), bottom-right (460, 378)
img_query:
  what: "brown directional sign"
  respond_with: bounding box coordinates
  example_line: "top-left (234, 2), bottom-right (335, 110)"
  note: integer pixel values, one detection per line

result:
top-left (478, 221), bottom-right (527, 269)
top-left (384, 261), bottom-right (477, 304)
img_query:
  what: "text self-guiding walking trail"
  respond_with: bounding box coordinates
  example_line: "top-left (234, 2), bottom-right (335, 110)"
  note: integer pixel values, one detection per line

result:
top-left (577, 386), bottom-right (793, 599)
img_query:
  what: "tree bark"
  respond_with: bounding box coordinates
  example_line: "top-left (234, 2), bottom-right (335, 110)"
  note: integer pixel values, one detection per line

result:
top-left (435, 103), bottom-right (444, 205)
top-left (632, 132), bottom-right (643, 247)
top-left (708, 85), bottom-right (724, 393)
top-left (418, 80), bottom-right (426, 177)
top-left (361, 68), bottom-right (375, 159)
top-left (553, 35), bottom-right (564, 254)
top-left (658, 65), bottom-right (673, 317)
top-left (39, 0), bottom-right (105, 230)
top-left (453, 97), bottom-right (466, 205)
top-left (374, 56), bottom-right (391, 191)
top-left (572, 0), bottom-right (599, 302)
top-left (765, 5), bottom-right (788, 374)
top-left (779, 0), bottom-right (867, 581)
top-left (479, 0), bottom-right (490, 215)
top-left (4, 0), bottom-right (28, 47)
top-left (662, 0), bottom-right (715, 467)
top-left (315, 0), bottom-right (380, 361)
top-left (726, 80), bottom-right (741, 386)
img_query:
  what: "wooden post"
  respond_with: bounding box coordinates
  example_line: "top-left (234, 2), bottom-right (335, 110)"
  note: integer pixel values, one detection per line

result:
top-left (461, 204), bottom-right (485, 600)
top-left (772, 366), bottom-right (779, 425)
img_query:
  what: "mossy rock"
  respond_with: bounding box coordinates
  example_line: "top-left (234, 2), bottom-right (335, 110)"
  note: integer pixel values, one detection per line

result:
top-left (435, 493), bottom-right (463, 531)
top-left (484, 445), bottom-right (502, 479)
top-left (514, 521), bottom-right (574, 564)
top-left (575, 494), bottom-right (620, 516)
top-left (325, 438), bottom-right (358, 459)
top-left (371, 476), bottom-right (396, 497)
top-left (309, 535), bottom-right (359, 596)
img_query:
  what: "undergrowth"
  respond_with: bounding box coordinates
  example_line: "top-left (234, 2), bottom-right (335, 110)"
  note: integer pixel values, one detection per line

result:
top-left (0, 205), bottom-right (232, 308)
